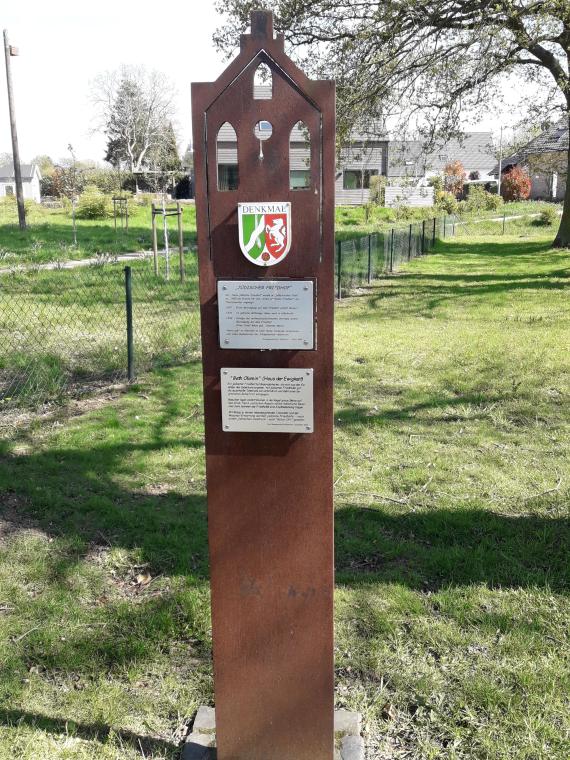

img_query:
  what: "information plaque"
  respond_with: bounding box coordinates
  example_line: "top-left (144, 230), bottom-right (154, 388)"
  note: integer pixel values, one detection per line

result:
top-left (221, 367), bottom-right (313, 433)
top-left (218, 280), bottom-right (314, 350)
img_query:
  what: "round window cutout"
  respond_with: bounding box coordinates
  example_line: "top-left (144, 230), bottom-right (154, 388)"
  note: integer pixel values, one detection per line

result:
top-left (254, 120), bottom-right (273, 140)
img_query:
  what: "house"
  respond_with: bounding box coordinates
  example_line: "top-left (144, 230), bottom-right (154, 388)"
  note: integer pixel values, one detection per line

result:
top-left (335, 130), bottom-right (496, 205)
top-left (0, 162), bottom-right (42, 202)
top-left (494, 120), bottom-right (568, 201)
top-left (215, 92), bottom-right (496, 206)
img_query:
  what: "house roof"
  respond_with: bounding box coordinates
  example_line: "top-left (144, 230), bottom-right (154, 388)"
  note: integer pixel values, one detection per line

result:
top-left (388, 133), bottom-right (495, 176)
top-left (0, 163), bottom-right (39, 181)
top-left (523, 120), bottom-right (569, 154)
top-left (491, 119), bottom-right (568, 175)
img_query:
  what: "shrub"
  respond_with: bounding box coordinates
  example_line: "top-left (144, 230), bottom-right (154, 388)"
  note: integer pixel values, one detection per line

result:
top-left (485, 192), bottom-right (503, 211)
top-left (435, 190), bottom-right (458, 214)
top-left (501, 167), bottom-right (531, 201)
top-left (428, 175), bottom-right (443, 192)
top-left (534, 205), bottom-right (559, 226)
top-left (369, 174), bottom-right (386, 205)
top-left (464, 186), bottom-right (488, 212)
top-left (75, 185), bottom-right (112, 219)
top-left (443, 160), bottom-right (466, 196)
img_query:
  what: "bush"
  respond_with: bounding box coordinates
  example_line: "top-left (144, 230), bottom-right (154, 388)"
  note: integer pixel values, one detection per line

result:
top-left (463, 186), bottom-right (488, 213)
top-left (534, 206), bottom-right (559, 226)
top-left (435, 190), bottom-right (459, 214)
top-left (501, 167), bottom-right (531, 201)
top-left (484, 192), bottom-right (503, 211)
top-left (369, 174), bottom-right (386, 205)
top-left (443, 160), bottom-right (466, 196)
top-left (428, 175), bottom-right (443, 192)
top-left (75, 185), bottom-right (112, 219)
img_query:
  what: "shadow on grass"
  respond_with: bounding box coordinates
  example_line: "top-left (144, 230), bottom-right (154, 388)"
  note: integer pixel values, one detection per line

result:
top-left (335, 504), bottom-right (569, 592)
top-left (0, 709), bottom-right (178, 755)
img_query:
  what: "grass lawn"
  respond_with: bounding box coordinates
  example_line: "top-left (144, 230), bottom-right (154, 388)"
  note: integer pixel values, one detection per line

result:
top-left (0, 200), bottom-right (197, 265)
top-left (0, 224), bottom-right (569, 758)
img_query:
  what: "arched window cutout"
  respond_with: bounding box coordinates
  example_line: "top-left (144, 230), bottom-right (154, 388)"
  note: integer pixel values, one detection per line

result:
top-left (216, 122), bottom-right (239, 191)
top-left (289, 121), bottom-right (311, 190)
top-left (253, 62), bottom-right (272, 99)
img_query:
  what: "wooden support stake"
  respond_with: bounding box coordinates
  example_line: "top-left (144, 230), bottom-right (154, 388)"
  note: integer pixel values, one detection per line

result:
top-left (177, 202), bottom-right (185, 282)
top-left (151, 203), bottom-right (158, 276)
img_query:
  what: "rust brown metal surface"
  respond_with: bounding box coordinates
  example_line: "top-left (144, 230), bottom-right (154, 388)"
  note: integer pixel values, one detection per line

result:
top-left (191, 11), bottom-right (335, 759)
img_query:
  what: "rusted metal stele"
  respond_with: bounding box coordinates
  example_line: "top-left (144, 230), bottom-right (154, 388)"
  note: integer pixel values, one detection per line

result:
top-left (192, 10), bottom-right (335, 759)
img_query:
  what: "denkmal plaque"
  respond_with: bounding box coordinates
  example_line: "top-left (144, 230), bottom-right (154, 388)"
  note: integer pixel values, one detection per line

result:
top-left (218, 280), bottom-right (314, 350)
top-left (221, 367), bottom-right (313, 433)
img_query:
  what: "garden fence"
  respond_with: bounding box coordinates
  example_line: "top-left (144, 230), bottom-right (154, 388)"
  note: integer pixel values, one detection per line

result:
top-left (0, 256), bottom-right (200, 412)
top-left (1, 215), bottom-right (454, 412)
top-left (335, 214), bottom-right (455, 297)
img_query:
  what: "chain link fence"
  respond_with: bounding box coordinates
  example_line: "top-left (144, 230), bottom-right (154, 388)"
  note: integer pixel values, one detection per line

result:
top-left (1, 214), bottom-right (455, 413)
top-left (335, 215), bottom-right (455, 297)
top-left (0, 255), bottom-right (200, 411)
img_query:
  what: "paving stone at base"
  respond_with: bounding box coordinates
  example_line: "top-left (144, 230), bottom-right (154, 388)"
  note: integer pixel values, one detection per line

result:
top-left (183, 707), bottom-right (364, 759)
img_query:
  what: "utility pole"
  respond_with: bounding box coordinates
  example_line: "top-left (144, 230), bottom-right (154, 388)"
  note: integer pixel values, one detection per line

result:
top-left (3, 29), bottom-right (26, 230)
top-left (497, 125), bottom-right (503, 199)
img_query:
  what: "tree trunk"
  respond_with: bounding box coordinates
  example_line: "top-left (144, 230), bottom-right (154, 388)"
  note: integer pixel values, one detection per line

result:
top-left (553, 113), bottom-right (570, 248)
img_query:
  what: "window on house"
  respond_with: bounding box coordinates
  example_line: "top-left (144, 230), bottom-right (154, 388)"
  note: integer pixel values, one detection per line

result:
top-left (216, 122), bottom-right (239, 191)
top-left (342, 169), bottom-right (378, 190)
top-left (289, 121), bottom-right (311, 190)
top-left (253, 62), bottom-right (272, 99)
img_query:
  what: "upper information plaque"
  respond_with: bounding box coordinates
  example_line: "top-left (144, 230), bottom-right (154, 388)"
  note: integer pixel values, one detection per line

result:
top-left (218, 279), bottom-right (314, 350)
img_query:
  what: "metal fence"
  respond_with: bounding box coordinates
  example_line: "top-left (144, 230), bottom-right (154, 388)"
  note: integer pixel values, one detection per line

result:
top-left (335, 215), bottom-right (455, 297)
top-left (1, 215), bottom-right (454, 412)
top-left (0, 256), bottom-right (200, 411)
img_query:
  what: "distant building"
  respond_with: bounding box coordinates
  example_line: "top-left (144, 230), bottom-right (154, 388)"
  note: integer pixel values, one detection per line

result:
top-left (494, 120), bottom-right (568, 201)
top-left (0, 162), bottom-right (42, 203)
top-left (214, 78), bottom-right (496, 205)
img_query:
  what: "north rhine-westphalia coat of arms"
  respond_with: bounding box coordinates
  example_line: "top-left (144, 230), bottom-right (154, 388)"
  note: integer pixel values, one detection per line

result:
top-left (238, 202), bottom-right (291, 266)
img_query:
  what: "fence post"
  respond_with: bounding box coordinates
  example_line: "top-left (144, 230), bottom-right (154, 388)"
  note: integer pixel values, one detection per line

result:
top-left (151, 203), bottom-right (158, 276)
top-left (124, 266), bottom-right (135, 382)
top-left (408, 224), bottom-right (412, 260)
top-left (389, 227), bottom-right (394, 272)
top-left (177, 202), bottom-right (185, 282)
top-left (443, 216), bottom-right (446, 238)
top-left (336, 240), bottom-right (342, 300)
top-left (421, 220), bottom-right (426, 254)
top-left (367, 234), bottom-right (372, 284)
top-left (432, 217), bottom-right (436, 247)
top-left (502, 212), bottom-right (506, 234)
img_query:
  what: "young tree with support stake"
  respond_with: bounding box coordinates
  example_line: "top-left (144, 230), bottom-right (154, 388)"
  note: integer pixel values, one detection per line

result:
top-left (216, 0), bottom-right (570, 247)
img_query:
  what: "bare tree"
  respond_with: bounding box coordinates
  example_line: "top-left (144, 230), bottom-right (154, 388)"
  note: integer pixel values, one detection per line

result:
top-left (91, 66), bottom-right (177, 186)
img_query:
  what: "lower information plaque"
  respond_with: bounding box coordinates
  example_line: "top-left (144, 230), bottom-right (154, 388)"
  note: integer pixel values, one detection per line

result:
top-left (221, 368), bottom-right (313, 433)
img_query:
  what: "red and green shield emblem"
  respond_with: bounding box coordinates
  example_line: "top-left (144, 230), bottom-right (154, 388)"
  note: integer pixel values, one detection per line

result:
top-left (238, 202), bottom-right (291, 266)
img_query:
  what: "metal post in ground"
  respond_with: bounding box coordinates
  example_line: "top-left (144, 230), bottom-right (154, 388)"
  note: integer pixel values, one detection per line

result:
top-left (177, 202), bottom-right (185, 282)
top-left (124, 266), bottom-right (135, 382)
top-left (367, 234), bottom-right (372, 284)
top-left (422, 220), bottom-right (426, 254)
top-left (443, 216), bottom-right (446, 238)
top-left (151, 203), bottom-right (158, 276)
top-left (336, 240), bottom-right (342, 299)
top-left (408, 224), bottom-right (412, 260)
top-left (390, 227), bottom-right (394, 272)
top-left (3, 30), bottom-right (26, 230)
top-left (503, 212), bottom-right (506, 234)
top-left (432, 217), bottom-right (436, 247)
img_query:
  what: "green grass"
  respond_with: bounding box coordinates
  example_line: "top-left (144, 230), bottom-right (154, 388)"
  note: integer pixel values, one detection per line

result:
top-left (0, 257), bottom-right (200, 407)
top-left (0, 225), bottom-right (569, 758)
top-left (0, 200), bottom-right (197, 264)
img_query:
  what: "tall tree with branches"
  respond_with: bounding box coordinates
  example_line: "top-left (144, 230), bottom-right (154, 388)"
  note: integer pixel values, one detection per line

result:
top-left (92, 66), bottom-right (177, 188)
top-left (215, 1), bottom-right (570, 246)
